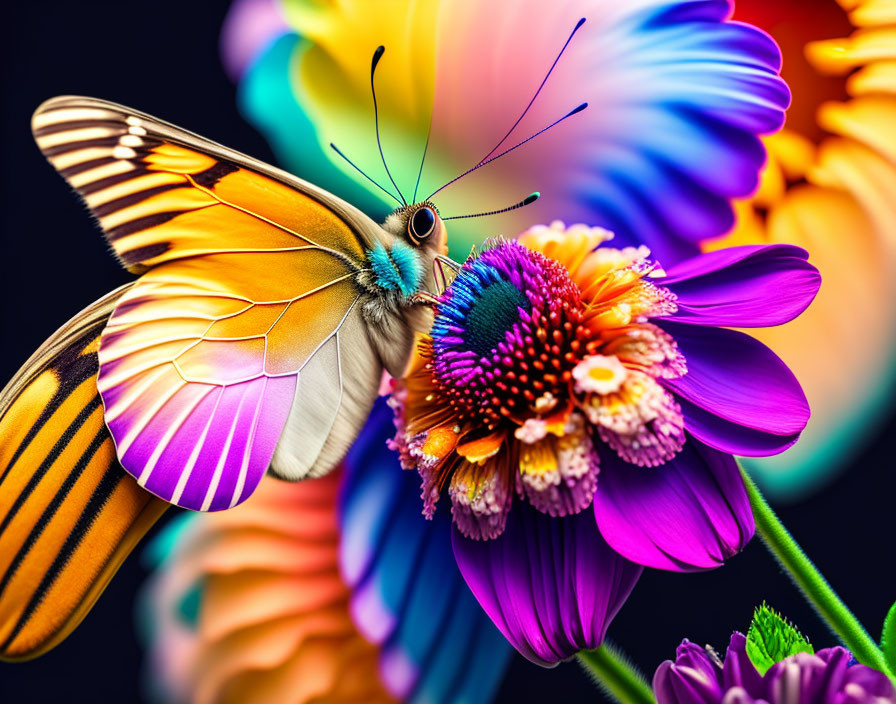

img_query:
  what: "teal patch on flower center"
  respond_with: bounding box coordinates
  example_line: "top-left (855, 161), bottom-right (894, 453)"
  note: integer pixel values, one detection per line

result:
top-left (464, 280), bottom-right (530, 357)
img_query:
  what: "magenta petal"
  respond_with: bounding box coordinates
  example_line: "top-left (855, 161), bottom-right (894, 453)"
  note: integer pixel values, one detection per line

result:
top-left (451, 504), bottom-right (642, 666)
top-left (658, 244), bottom-right (820, 327)
top-left (594, 441), bottom-right (754, 572)
top-left (660, 321), bottom-right (809, 450)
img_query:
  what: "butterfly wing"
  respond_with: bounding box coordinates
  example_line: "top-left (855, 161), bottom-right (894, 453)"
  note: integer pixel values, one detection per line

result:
top-left (0, 287), bottom-right (168, 661)
top-left (32, 96), bottom-right (385, 511)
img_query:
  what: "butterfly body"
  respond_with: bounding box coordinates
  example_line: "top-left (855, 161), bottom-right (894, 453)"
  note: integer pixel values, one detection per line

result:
top-left (25, 96), bottom-right (446, 510)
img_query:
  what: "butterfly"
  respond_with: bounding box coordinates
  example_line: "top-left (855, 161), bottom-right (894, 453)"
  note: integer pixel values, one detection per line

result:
top-left (23, 93), bottom-right (464, 513)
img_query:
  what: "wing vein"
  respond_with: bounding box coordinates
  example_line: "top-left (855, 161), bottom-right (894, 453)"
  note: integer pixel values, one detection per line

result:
top-left (183, 174), bottom-right (363, 269)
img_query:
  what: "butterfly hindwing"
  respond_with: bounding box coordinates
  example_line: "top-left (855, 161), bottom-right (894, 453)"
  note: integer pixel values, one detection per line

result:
top-left (32, 96), bottom-right (387, 511)
top-left (0, 288), bottom-right (168, 661)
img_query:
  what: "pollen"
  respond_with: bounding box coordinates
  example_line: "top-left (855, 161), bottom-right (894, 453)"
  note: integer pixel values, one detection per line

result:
top-left (421, 425), bottom-right (458, 459)
top-left (573, 355), bottom-right (628, 395)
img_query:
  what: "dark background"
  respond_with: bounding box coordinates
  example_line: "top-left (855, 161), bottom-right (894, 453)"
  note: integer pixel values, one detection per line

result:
top-left (2, 2), bottom-right (894, 702)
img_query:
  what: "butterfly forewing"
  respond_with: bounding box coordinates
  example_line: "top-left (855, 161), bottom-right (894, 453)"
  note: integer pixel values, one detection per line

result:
top-left (31, 96), bottom-right (388, 511)
top-left (31, 96), bottom-right (377, 270)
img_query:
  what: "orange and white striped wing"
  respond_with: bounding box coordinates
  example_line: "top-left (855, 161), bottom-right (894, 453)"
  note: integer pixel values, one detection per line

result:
top-left (0, 287), bottom-right (168, 661)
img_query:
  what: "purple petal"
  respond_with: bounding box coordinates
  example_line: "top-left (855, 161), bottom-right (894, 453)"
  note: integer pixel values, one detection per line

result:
top-left (451, 503), bottom-right (642, 666)
top-left (722, 633), bottom-right (765, 694)
top-left (675, 396), bottom-right (801, 457)
top-left (766, 649), bottom-right (851, 703)
top-left (659, 322), bottom-right (810, 454)
top-left (653, 662), bottom-right (679, 704)
top-left (653, 639), bottom-right (725, 704)
top-left (830, 647), bottom-right (896, 698)
top-left (593, 441), bottom-right (754, 572)
top-left (658, 244), bottom-right (820, 327)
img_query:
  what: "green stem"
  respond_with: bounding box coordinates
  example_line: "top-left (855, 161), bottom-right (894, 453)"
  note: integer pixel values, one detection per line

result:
top-left (578, 643), bottom-right (656, 704)
top-left (741, 465), bottom-right (893, 679)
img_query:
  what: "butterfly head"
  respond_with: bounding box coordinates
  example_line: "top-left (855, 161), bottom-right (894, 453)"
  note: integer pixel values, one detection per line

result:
top-left (406, 202), bottom-right (440, 246)
top-left (383, 200), bottom-right (446, 252)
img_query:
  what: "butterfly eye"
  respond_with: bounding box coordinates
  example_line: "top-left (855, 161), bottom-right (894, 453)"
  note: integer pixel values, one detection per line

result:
top-left (409, 206), bottom-right (436, 244)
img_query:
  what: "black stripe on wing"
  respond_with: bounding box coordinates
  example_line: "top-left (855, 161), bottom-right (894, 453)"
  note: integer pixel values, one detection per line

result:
top-left (0, 427), bottom-right (108, 603)
top-left (0, 463), bottom-right (124, 653)
top-left (0, 315), bottom-right (104, 490)
top-left (0, 289), bottom-right (168, 661)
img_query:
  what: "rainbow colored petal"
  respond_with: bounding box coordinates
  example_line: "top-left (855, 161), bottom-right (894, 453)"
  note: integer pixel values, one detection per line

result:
top-left (224, 0), bottom-right (896, 498)
top-left (227, 0), bottom-right (788, 262)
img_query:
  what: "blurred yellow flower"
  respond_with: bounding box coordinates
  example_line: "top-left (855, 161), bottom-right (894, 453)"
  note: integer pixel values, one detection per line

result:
top-left (715, 0), bottom-right (896, 497)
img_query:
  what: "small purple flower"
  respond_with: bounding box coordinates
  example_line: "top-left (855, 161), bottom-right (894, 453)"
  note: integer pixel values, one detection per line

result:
top-left (654, 633), bottom-right (896, 704)
top-left (391, 222), bottom-right (820, 664)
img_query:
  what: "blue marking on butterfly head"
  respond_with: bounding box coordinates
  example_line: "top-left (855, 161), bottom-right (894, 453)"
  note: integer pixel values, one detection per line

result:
top-left (389, 241), bottom-right (422, 295)
top-left (369, 241), bottom-right (421, 298)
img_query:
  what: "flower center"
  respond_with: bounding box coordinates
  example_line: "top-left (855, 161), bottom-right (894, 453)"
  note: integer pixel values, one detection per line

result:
top-left (392, 226), bottom-right (699, 539)
top-left (428, 241), bottom-right (591, 430)
top-left (464, 279), bottom-right (531, 357)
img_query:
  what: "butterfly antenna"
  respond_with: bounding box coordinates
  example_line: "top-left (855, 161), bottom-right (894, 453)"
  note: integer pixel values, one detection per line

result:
top-left (479, 17), bottom-right (585, 164)
top-left (443, 191), bottom-right (540, 221)
top-left (330, 142), bottom-right (403, 206)
top-left (371, 46), bottom-right (407, 206)
top-left (412, 111), bottom-right (434, 203)
top-left (426, 17), bottom-right (586, 201)
top-left (427, 102), bottom-right (587, 200)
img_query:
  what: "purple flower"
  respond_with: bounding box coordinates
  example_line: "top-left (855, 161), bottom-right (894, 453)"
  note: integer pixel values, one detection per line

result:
top-left (654, 633), bottom-right (896, 704)
top-left (392, 222), bottom-right (819, 665)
